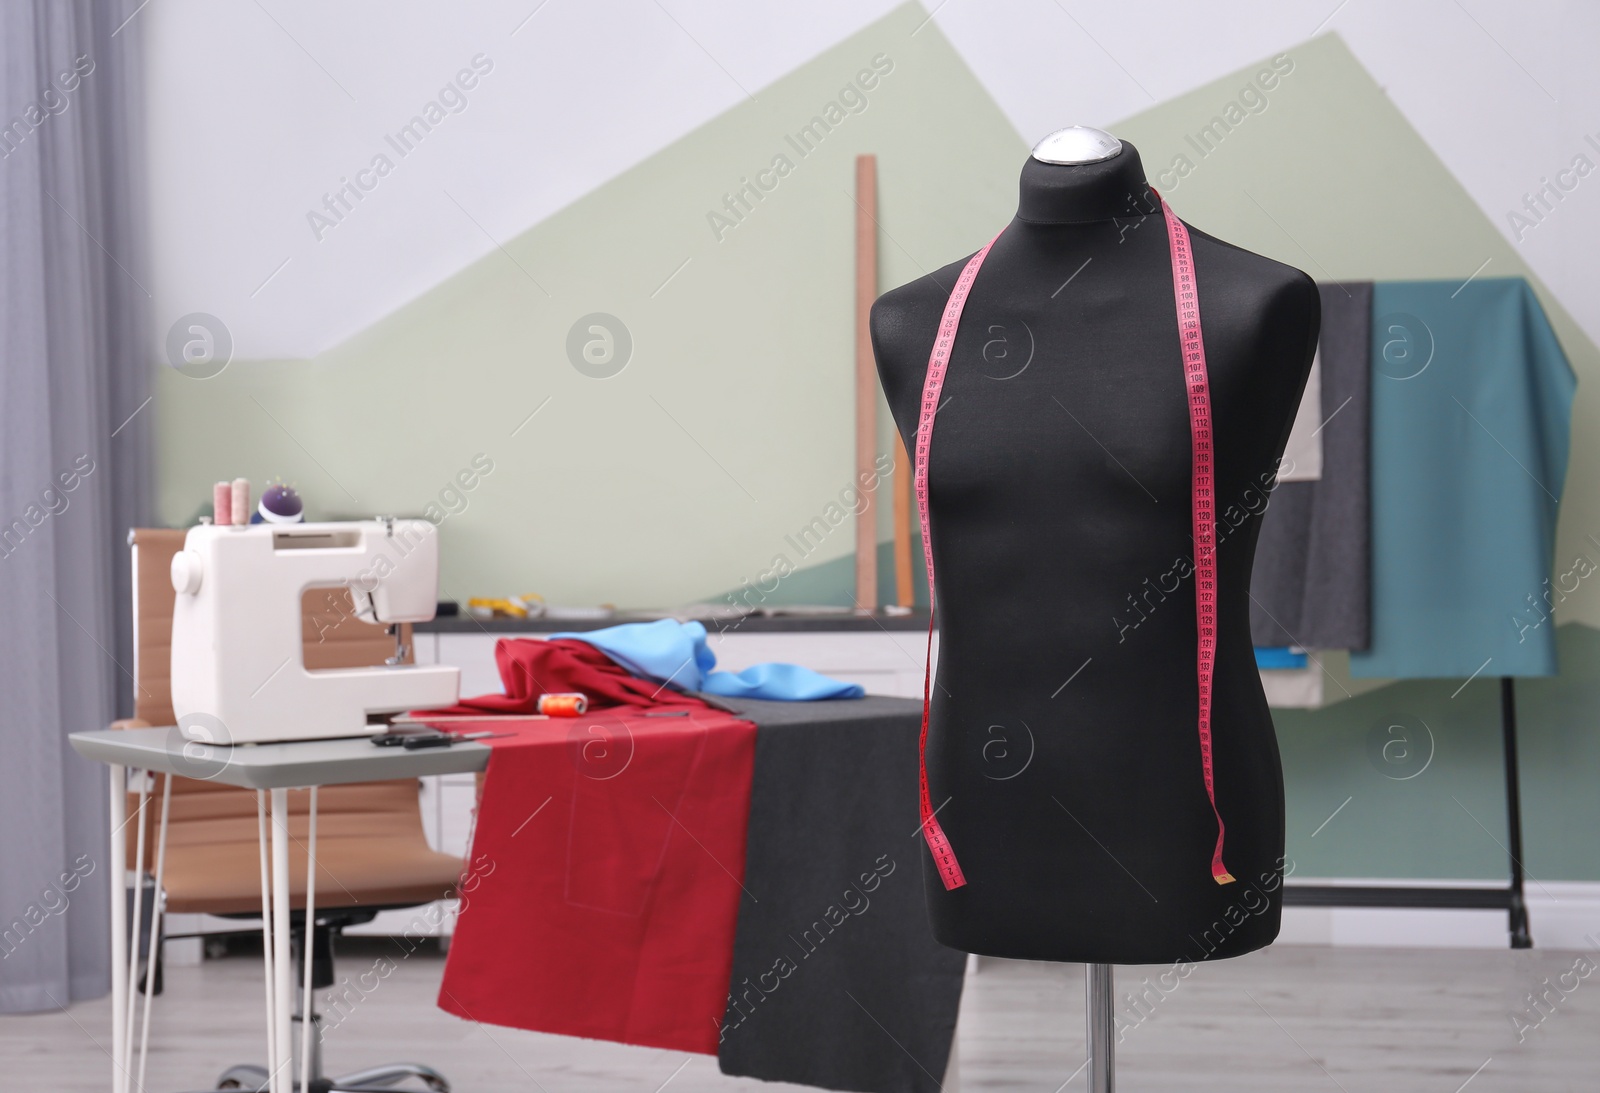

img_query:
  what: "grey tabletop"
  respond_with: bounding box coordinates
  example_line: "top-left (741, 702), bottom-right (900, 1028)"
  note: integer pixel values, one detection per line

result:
top-left (67, 697), bottom-right (921, 789)
top-left (68, 726), bottom-right (492, 789)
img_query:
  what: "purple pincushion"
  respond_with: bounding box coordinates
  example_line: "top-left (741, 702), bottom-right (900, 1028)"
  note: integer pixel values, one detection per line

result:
top-left (256, 483), bottom-right (304, 524)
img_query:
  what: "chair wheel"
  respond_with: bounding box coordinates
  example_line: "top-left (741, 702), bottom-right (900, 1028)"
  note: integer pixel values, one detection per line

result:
top-left (328, 1063), bottom-right (449, 1092)
top-left (215, 1063), bottom-right (269, 1090)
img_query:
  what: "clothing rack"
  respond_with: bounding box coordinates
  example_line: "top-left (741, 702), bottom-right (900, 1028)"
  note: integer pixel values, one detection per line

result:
top-left (1282, 676), bottom-right (1533, 949)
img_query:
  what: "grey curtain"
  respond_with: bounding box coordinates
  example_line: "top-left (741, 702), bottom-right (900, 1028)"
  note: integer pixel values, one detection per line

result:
top-left (1, 0), bottom-right (149, 1012)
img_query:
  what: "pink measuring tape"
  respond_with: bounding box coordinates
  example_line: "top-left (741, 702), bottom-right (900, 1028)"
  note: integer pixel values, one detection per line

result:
top-left (913, 193), bottom-right (1235, 890)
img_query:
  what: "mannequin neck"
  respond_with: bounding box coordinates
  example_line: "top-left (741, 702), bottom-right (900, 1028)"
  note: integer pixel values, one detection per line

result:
top-left (1016, 144), bottom-right (1156, 224)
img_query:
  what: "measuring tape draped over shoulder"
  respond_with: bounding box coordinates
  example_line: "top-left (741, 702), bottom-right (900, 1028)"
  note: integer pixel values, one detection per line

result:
top-left (911, 194), bottom-right (1235, 891)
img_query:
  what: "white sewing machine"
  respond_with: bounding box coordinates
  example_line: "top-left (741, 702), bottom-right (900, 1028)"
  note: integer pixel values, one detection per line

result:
top-left (169, 518), bottom-right (460, 744)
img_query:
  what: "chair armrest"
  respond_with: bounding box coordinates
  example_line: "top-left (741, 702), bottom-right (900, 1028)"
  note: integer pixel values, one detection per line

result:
top-left (110, 717), bottom-right (153, 731)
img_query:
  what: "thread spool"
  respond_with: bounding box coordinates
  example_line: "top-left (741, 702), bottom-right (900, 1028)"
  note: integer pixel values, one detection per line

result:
top-left (213, 481), bottom-right (233, 525)
top-left (537, 692), bottom-right (588, 717)
top-left (231, 478), bottom-right (250, 526)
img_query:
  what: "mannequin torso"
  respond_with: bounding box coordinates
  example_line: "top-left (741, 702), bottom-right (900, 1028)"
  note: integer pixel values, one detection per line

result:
top-left (872, 143), bottom-right (1319, 963)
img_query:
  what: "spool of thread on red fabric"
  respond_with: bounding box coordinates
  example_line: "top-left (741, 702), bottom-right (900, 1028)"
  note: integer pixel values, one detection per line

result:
top-left (213, 481), bottom-right (233, 525)
top-left (537, 693), bottom-right (588, 717)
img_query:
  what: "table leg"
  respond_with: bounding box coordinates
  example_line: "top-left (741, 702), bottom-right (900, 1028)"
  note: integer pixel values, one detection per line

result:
top-left (123, 774), bottom-right (149, 1082)
top-left (256, 791), bottom-right (279, 1093)
top-left (271, 788), bottom-right (294, 1092)
top-left (108, 766), bottom-right (127, 1093)
top-left (300, 786), bottom-right (318, 1093)
top-left (136, 774), bottom-right (172, 1093)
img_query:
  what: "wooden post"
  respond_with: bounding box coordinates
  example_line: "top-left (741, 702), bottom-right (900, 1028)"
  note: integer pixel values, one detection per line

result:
top-left (893, 433), bottom-right (914, 608)
top-left (855, 154), bottom-right (879, 614)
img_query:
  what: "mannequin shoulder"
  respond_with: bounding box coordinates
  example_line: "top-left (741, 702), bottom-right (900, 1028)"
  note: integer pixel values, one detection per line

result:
top-left (870, 255), bottom-right (976, 343)
top-left (870, 254), bottom-right (976, 396)
top-left (1187, 223), bottom-right (1320, 325)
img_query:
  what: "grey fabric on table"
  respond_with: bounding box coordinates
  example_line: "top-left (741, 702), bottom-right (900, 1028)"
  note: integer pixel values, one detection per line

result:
top-left (713, 695), bottom-right (965, 1093)
top-left (1250, 282), bottom-right (1372, 650)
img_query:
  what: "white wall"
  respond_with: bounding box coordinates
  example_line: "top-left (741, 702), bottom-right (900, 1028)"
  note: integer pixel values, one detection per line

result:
top-left (143, 0), bottom-right (1600, 368)
top-left (143, 0), bottom-right (902, 359)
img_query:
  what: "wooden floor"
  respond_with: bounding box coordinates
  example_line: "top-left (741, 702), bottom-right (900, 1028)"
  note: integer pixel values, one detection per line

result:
top-left (3, 940), bottom-right (1596, 1091)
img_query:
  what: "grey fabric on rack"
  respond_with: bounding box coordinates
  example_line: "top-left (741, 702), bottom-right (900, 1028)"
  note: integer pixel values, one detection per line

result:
top-left (713, 695), bottom-right (965, 1093)
top-left (1250, 282), bottom-right (1372, 651)
top-left (0, 0), bottom-right (150, 1012)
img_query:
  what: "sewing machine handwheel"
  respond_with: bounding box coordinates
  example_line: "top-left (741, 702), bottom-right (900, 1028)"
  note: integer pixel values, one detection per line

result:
top-left (171, 549), bottom-right (203, 595)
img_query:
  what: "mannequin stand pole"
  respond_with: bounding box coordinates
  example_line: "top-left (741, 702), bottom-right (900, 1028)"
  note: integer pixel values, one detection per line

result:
top-left (1085, 963), bottom-right (1115, 1092)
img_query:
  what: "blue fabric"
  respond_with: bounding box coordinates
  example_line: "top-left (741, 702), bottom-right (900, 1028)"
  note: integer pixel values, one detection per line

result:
top-left (1351, 279), bottom-right (1575, 678)
top-left (549, 618), bottom-right (866, 701)
top-left (1254, 647), bottom-right (1308, 670)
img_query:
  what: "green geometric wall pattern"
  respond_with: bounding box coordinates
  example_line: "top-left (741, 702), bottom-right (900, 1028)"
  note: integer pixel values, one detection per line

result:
top-left (152, 9), bottom-right (1600, 882)
top-left (153, 2), bottom-right (1026, 612)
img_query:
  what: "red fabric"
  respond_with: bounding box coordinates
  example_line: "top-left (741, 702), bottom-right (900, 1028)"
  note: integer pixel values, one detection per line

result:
top-left (424, 640), bottom-right (755, 1053)
top-left (417, 636), bottom-right (710, 716)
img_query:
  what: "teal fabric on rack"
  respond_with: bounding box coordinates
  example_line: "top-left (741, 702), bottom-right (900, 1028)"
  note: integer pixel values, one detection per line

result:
top-left (1350, 278), bottom-right (1575, 678)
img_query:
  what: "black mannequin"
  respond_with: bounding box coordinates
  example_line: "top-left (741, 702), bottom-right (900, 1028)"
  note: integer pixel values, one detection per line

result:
top-left (872, 141), bottom-right (1319, 964)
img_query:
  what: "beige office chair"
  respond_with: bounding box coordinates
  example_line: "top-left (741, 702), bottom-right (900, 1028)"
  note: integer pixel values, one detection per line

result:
top-left (117, 528), bottom-right (463, 1092)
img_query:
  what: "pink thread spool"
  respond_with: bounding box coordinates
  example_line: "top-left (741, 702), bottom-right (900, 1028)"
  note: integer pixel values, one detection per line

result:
top-left (213, 481), bottom-right (233, 525)
top-left (231, 478), bottom-right (250, 526)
